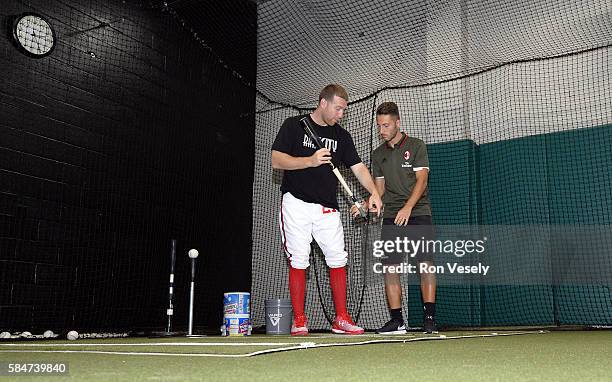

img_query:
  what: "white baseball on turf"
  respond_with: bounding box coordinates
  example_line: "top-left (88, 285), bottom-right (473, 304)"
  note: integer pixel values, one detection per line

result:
top-left (0, 331), bottom-right (10, 339)
top-left (43, 330), bottom-right (54, 338)
top-left (67, 331), bottom-right (79, 340)
top-left (188, 249), bottom-right (199, 258)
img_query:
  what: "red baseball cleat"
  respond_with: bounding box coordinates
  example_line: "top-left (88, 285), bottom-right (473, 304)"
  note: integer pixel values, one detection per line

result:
top-left (331, 314), bottom-right (364, 335)
top-left (291, 315), bottom-right (308, 336)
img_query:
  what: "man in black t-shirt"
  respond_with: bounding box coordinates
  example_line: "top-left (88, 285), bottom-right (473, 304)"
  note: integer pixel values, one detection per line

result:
top-left (272, 84), bottom-right (382, 336)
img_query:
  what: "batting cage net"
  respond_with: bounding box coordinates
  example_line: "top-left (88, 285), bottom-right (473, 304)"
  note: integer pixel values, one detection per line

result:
top-left (252, 1), bottom-right (612, 330)
top-left (1, 0), bottom-right (256, 332)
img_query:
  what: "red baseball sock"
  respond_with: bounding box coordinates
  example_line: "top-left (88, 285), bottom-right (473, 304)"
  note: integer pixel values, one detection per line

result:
top-left (329, 266), bottom-right (348, 317)
top-left (289, 266), bottom-right (306, 320)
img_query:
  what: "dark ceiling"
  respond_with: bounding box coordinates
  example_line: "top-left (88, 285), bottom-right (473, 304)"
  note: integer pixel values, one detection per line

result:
top-left (167, 0), bottom-right (257, 84)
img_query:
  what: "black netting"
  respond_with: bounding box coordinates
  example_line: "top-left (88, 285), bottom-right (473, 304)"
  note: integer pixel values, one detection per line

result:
top-left (1, 0), bottom-right (255, 332)
top-left (256, 0), bottom-right (611, 108)
top-left (252, 1), bottom-right (612, 330)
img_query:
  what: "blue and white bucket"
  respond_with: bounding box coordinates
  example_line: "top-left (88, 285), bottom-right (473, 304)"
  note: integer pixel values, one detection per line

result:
top-left (221, 292), bottom-right (251, 336)
top-left (221, 314), bottom-right (251, 336)
top-left (223, 292), bottom-right (250, 315)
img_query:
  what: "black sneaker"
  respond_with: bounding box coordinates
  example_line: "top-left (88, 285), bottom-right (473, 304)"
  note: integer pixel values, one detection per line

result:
top-left (375, 318), bottom-right (407, 335)
top-left (423, 315), bottom-right (438, 334)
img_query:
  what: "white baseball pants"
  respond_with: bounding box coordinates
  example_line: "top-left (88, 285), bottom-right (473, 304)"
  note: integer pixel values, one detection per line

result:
top-left (279, 192), bottom-right (347, 269)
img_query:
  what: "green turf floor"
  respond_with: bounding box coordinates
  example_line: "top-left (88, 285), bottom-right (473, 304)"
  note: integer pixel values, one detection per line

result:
top-left (0, 331), bottom-right (610, 381)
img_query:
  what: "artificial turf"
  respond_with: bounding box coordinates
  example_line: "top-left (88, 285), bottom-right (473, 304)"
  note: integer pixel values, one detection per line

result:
top-left (0, 331), bottom-right (610, 381)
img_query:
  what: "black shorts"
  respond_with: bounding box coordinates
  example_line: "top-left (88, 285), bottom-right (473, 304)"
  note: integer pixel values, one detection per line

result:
top-left (380, 215), bottom-right (435, 265)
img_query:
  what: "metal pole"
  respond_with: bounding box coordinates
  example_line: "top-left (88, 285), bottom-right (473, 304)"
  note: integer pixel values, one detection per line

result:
top-left (188, 279), bottom-right (195, 336)
top-left (166, 239), bottom-right (176, 333)
top-left (187, 249), bottom-right (198, 336)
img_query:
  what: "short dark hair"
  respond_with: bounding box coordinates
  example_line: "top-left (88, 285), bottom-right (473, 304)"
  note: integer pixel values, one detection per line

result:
top-left (376, 102), bottom-right (400, 119)
top-left (319, 84), bottom-right (349, 103)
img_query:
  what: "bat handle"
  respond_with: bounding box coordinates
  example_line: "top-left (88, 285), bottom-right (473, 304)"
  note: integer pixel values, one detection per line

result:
top-left (352, 197), bottom-right (367, 218)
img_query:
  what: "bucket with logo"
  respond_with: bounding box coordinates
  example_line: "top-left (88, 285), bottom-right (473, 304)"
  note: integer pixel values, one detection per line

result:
top-left (264, 299), bottom-right (292, 335)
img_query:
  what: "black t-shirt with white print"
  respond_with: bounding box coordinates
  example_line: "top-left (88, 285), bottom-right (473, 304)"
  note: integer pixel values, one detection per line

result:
top-left (272, 114), bottom-right (361, 209)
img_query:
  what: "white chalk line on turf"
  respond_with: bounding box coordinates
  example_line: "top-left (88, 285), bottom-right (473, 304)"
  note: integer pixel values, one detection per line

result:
top-left (0, 346), bottom-right (310, 358)
top-left (0, 334), bottom-right (417, 348)
top-left (0, 331), bottom-right (547, 358)
top-left (0, 342), bottom-right (300, 347)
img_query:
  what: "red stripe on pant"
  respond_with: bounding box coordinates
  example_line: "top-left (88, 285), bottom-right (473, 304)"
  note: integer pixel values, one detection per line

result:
top-left (280, 193), bottom-right (292, 261)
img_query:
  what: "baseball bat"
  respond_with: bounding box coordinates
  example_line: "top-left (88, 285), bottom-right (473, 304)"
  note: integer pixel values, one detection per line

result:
top-left (300, 116), bottom-right (367, 218)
